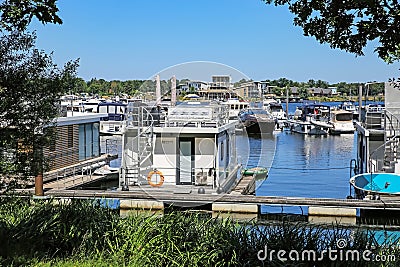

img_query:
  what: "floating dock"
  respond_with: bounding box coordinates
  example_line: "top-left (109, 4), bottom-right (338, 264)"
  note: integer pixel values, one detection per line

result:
top-left (42, 189), bottom-right (400, 214)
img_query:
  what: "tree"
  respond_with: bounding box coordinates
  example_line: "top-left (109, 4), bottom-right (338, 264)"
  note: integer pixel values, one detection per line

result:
top-left (315, 79), bottom-right (329, 89)
top-left (263, 0), bottom-right (400, 62)
top-left (298, 83), bottom-right (310, 99)
top-left (0, 0), bottom-right (62, 31)
top-left (0, 31), bottom-right (78, 185)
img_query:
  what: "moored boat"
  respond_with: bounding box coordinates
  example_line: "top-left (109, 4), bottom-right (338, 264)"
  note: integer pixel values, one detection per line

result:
top-left (337, 101), bottom-right (359, 120)
top-left (238, 108), bottom-right (275, 134)
top-left (329, 110), bottom-right (355, 134)
top-left (263, 101), bottom-right (287, 129)
top-left (350, 173), bottom-right (400, 196)
top-left (97, 101), bottom-right (127, 135)
top-left (286, 103), bottom-right (332, 135)
top-left (222, 98), bottom-right (249, 120)
top-left (242, 167), bottom-right (268, 179)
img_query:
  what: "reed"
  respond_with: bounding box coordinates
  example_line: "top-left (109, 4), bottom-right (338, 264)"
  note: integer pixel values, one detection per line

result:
top-left (0, 196), bottom-right (399, 266)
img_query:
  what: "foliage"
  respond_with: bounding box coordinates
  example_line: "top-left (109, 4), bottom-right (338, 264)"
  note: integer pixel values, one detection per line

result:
top-left (298, 84), bottom-right (309, 99)
top-left (0, 0), bottom-right (62, 31)
top-left (1, 196), bottom-right (400, 266)
top-left (263, 0), bottom-right (400, 62)
top-left (0, 31), bottom-right (78, 183)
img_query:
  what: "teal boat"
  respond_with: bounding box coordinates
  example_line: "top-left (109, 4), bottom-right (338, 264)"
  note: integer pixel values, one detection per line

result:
top-left (350, 173), bottom-right (400, 195)
top-left (242, 167), bottom-right (268, 179)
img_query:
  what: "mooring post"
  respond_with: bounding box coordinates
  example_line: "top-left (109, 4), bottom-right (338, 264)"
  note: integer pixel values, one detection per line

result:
top-left (35, 173), bottom-right (44, 196)
top-left (285, 85), bottom-right (289, 118)
top-left (358, 84), bottom-right (363, 122)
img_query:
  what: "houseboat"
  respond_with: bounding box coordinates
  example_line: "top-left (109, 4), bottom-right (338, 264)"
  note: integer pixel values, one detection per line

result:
top-left (329, 110), bottom-right (355, 134)
top-left (222, 98), bottom-right (249, 120)
top-left (238, 108), bottom-right (275, 134)
top-left (97, 101), bottom-right (127, 135)
top-left (120, 101), bottom-right (241, 193)
top-left (286, 104), bottom-right (332, 135)
top-left (350, 82), bottom-right (400, 199)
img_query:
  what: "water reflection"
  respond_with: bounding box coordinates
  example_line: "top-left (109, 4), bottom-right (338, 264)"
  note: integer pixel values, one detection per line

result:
top-left (243, 130), bottom-right (357, 214)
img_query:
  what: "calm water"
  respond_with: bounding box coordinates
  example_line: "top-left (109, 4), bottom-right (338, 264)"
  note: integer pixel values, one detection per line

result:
top-left (238, 102), bottom-right (361, 214)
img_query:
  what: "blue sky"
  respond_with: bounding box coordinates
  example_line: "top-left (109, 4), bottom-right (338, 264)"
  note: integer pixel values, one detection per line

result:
top-left (29, 0), bottom-right (399, 84)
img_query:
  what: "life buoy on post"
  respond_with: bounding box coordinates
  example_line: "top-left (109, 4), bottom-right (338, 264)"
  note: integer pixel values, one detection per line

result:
top-left (147, 169), bottom-right (164, 187)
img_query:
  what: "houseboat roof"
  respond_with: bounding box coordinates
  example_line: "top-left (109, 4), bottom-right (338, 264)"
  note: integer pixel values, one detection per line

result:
top-left (56, 113), bottom-right (107, 126)
top-left (154, 101), bottom-right (235, 134)
top-left (98, 102), bottom-right (127, 107)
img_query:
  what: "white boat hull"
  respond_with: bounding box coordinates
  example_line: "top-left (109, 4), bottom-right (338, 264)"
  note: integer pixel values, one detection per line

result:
top-left (287, 120), bottom-right (328, 135)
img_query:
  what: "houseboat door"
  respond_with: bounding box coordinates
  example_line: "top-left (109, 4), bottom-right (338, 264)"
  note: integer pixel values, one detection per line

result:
top-left (178, 139), bottom-right (194, 185)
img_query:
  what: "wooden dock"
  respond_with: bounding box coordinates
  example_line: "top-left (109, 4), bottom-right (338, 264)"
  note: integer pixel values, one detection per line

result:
top-left (44, 189), bottom-right (400, 210)
top-left (230, 174), bottom-right (255, 194)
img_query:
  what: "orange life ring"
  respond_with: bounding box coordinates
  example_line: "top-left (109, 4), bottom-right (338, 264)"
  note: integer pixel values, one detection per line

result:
top-left (147, 170), bottom-right (164, 187)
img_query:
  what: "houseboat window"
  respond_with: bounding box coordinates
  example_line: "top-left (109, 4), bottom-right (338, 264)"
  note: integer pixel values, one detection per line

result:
top-left (67, 125), bottom-right (73, 148)
top-left (78, 123), bottom-right (100, 161)
top-left (226, 139), bottom-right (229, 162)
top-left (79, 125), bottom-right (85, 161)
top-left (220, 142), bottom-right (224, 161)
top-left (92, 123), bottom-right (100, 156)
top-left (85, 124), bottom-right (93, 158)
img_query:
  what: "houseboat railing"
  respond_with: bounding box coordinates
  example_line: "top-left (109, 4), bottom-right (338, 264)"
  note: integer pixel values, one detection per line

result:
top-left (122, 105), bottom-right (154, 186)
top-left (163, 104), bottom-right (229, 128)
top-left (368, 109), bottom-right (400, 173)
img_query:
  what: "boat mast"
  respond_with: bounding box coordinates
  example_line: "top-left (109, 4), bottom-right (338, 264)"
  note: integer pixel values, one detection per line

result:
top-left (171, 75), bottom-right (176, 107)
top-left (156, 74), bottom-right (161, 106)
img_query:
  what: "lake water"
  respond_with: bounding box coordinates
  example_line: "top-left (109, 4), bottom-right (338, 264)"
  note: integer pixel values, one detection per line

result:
top-left (237, 102), bottom-right (360, 214)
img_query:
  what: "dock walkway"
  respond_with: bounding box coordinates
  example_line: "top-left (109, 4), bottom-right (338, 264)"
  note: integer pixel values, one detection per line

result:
top-left (43, 154), bottom-right (117, 190)
top-left (45, 189), bottom-right (400, 210)
top-left (231, 174), bottom-right (255, 194)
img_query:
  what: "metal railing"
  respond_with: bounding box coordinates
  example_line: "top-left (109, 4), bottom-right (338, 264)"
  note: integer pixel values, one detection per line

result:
top-left (121, 105), bottom-right (154, 186)
top-left (163, 103), bottom-right (229, 128)
top-left (368, 109), bottom-right (400, 173)
top-left (43, 155), bottom-right (111, 189)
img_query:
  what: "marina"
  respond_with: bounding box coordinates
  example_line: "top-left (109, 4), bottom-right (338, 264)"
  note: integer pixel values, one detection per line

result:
top-left (3, 77), bottom-right (396, 224)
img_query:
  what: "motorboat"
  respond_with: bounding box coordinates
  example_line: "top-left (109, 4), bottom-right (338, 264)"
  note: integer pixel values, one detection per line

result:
top-left (286, 104), bottom-right (332, 135)
top-left (238, 108), bottom-right (275, 134)
top-left (337, 101), bottom-right (359, 120)
top-left (329, 110), bottom-right (355, 134)
top-left (263, 101), bottom-right (287, 129)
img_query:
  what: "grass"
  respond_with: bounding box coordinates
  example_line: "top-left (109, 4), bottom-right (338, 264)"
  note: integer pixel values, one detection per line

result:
top-left (0, 196), bottom-right (399, 266)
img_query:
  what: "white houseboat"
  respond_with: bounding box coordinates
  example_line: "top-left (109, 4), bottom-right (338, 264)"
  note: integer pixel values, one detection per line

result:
top-left (120, 101), bottom-right (241, 193)
top-left (222, 98), bottom-right (249, 120)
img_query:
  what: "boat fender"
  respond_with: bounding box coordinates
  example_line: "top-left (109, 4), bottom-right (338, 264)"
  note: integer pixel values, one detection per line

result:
top-left (147, 170), bottom-right (164, 187)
